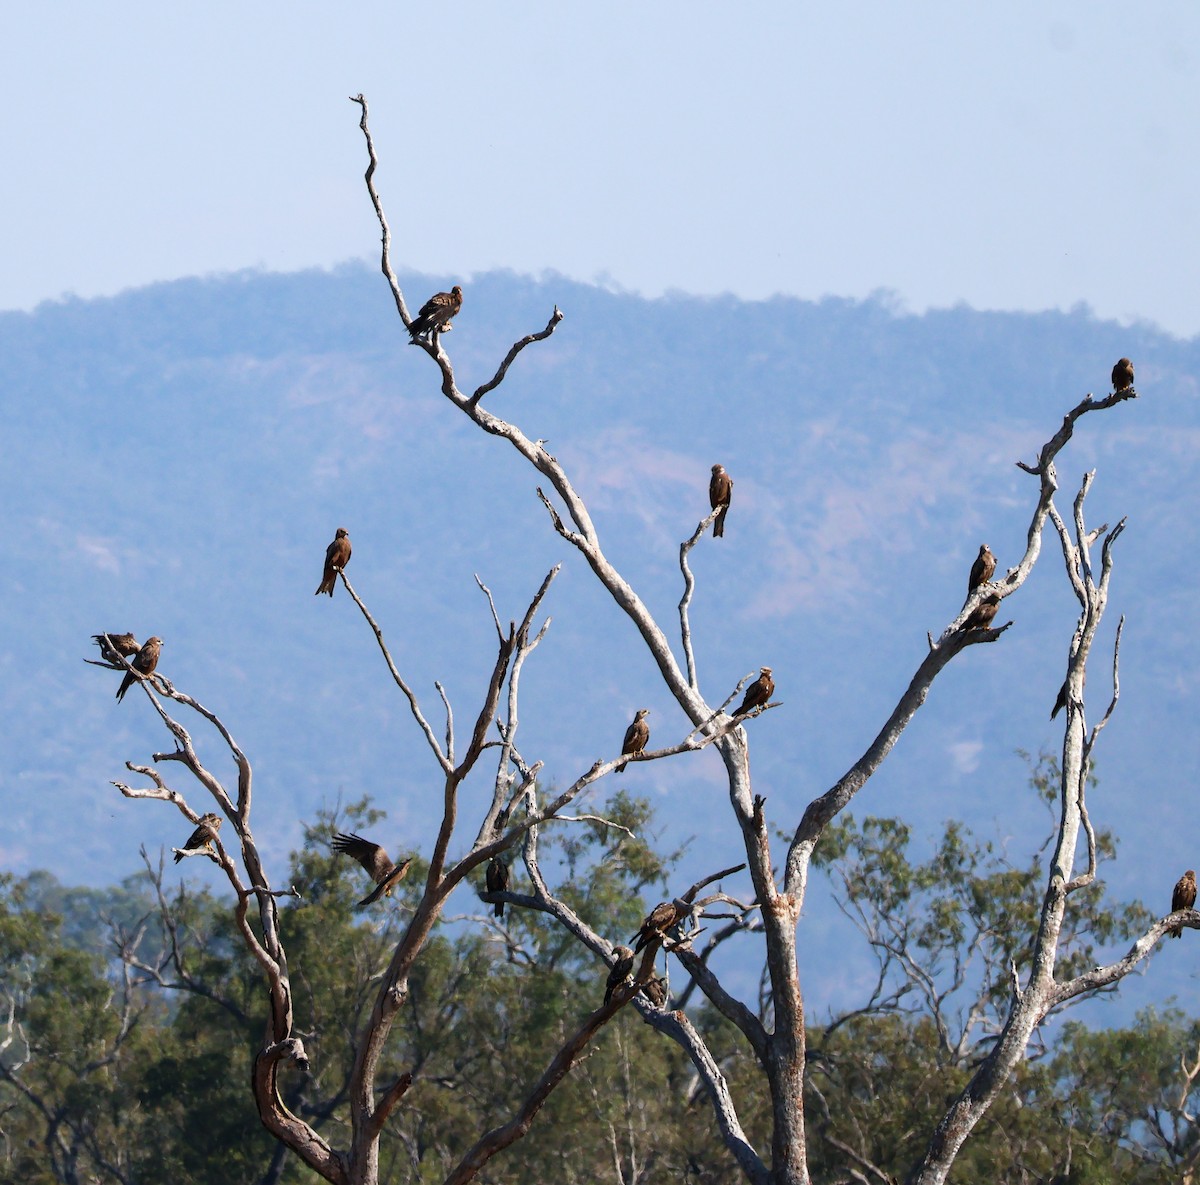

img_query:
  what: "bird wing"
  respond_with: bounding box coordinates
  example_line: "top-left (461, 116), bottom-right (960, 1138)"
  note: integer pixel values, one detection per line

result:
top-left (419, 290), bottom-right (458, 318)
top-left (332, 832), bottom-right (393, 881)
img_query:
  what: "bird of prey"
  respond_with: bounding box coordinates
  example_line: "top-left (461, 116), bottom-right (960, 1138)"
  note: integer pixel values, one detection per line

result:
top-left (409, 285), bottom-right (463, 340)
top-left (961, 594), bottom-right (1002, 632)
top-left (315, 528), bottom-right (352, 597)
top-left (632, 900), bottom-right (688, 953)
top-left (616, 709), bottom-right (650, 773)
top-left (1112, 357), bottom-right (1135, 393)
top-left (174, 813), bottom-right (222, 864)
top-left (1170, 870), bottom-right (1196, 938)
top-left (968, 545), bottom-right (996, 593)
top-left (115, 637), bottom-right (162, 702)
top-left (733, 668), bottom-right (774, 717)
top-left (485, 856), bottom-right (510, 918)
top-left (92, 632), bottom-right (140, 665)
top-left (641, 976), bottom-right (669, 1008)
top-left (604, 945), bottom-right (635, 1005)
top-left (1050, 668), bottom-right (1085, 720)
top-left (331, 832), bottom-right (413, 908)
top-left (709, 464), bottom-right (733, 538)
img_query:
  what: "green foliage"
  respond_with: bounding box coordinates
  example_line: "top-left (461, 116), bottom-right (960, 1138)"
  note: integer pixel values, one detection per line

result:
top-left (0, 772), bottom-right (1190, 1184)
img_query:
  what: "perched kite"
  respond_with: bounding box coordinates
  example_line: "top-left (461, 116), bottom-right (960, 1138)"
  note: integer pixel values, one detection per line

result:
top-left (1111, 357), bottom-right (1135, 393)
top-left (1170, 870), bottom-right (1196, 938)
top-left (485, 856), bottom-right (510, 918)
top-left (709, 464), bottom-right (733, 538)
top-left (315, 528), bottom-right (352, 597)
top-left (174, 813), bottom-right (222, 864)
top-left (632, 899), bottom-right (688, 953)
top-left (733, 668), bottom-right (774, 717)
top-left (604, 945), bottom-right (635, 1005)
top-left (641, 976), bottom-right (669, 1008)
top-left (961, 594), bottom-right (1001, 632)
top-left (1050, 668), bottom-right (1084, 720)
top-left (409, 286), bottom-right (463, 340)
top-left (115, 637), bottom-right (162, 702)
top-left (92, 632), bottom-right (140, 665)
top-left (331, 832), bottom-right (413, 908)
top-left (616, 709), bottom-right (650, 773)
top-left (968, 545), bottom-right (996, 593)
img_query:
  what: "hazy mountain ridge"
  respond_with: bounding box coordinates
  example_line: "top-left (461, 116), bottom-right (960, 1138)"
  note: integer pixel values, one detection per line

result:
top-left (4, 263), bottom-right (1198, 1016)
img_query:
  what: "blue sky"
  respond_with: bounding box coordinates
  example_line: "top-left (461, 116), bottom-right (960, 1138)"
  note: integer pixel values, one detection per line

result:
top-left (4, 3), bottom-right (1198, 336)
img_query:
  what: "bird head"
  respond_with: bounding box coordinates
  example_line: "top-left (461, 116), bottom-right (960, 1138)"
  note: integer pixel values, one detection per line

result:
top-left (760, 667), bottom-right (772, 677)
top-left (335, 527), bottom-right (349, 539)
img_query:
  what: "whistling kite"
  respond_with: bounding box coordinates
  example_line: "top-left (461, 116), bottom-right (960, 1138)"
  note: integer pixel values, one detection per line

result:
top-left (962, 594), bottom-right (1001, 632)
top-left (733, 668), bottom-right (774, 717)
top-left (175, 813), bottom-right (222, 864)
top-left (1111, 358), bottom-right (1135, 393)
top-left (709, 465), bottom-right (733, 538)
top-left (968, 545), bottom-right (996, 593)
top-left (92, 632), bottom-right (140, 665)
top-left (641, 976), bottom-right (668, 1008)
top-left (604, 945), bottom-right (636, 1005)
top-left (315, 528), bottom-right (352, 597)
top-left (1170, 870), bottom-right (1196, 938)
top-left (331, 832), bottom-right (413, 908)
top-left (116, 637), bottom-right (162, 702)
top-left (409, 286), bottom-right (463, 340)
top-left (485, 856), bottom-right (510, 918)
top-left (616, 709), bottom-right (650, 773)
top-left (1051, 668), bottom-right (1085, 720)
top-left (632, 899), bottom-right (688, 953)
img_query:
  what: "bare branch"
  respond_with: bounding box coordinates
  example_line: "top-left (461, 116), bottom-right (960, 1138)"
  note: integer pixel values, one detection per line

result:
top-left (339, 571), bottom-right (452, 774)
top-left (469, 307), bottom-right (565, 405)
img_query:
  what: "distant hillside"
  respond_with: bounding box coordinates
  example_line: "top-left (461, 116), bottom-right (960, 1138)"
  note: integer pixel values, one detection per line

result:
top-left (3, 264), bottom-right (1197, 1018)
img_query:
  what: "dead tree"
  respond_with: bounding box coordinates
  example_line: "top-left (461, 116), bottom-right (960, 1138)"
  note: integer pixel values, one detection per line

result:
top-left (98, 92), bottom-right (1192, 1185)
top-left (340, 93), bottom-right (1189, 1185)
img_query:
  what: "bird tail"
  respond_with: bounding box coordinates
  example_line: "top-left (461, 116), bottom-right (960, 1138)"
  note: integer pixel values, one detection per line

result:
top-left (1171, 926), bottom-right (1181, 939)
top-left (494, 899), bottom-right (504, 918)
top-left (408, 316), bottom-right (429, 340)
top-left (173, 851), bottom-right (184, 864)
top-left (714, 507), bottom-right (727, 537)
top-left (356, 882), bottom-right (386, 909)
top-left (615, 760), bottom-right (628, 773)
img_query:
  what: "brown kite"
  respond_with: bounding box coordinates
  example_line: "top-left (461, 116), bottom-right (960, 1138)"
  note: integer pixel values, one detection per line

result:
top-left (1112, 357), bottom-right (1135, 393)
top-left (968, 545), bottom-right (996, 593)
top-left (485, 856), bottom-right (510, 918)
top-left (92, 632), bottom-right (140, 665)
top-left (409, 286), bottom-right (463, 340)
top-left (1170, 870), bottom-right (1196, 938)
top-left (709, 464), bottom-right (733, 538)
top-left (331, 832), bottom-right (413, 908)
top-left (1050, 668), bottom-right (1084, 720)
top-left (616, 709), bottom-right (650, 773)
top-left (315, 528), bottom-right (352, 597)
top-left (641, 976), bottom-right (669, 1008)
top-left (733, 668), bottom-right (774, 717)
top-left (632, 899), bottom-right (688, 953)
top-left (115, 636), bottom-right (162, 702)
top-left (604, 945), bottom-right (635, 1005)
top-left (174, 813), bottom-right (222, 864)
top-left (962, 594), bottom-right (1001, 632)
